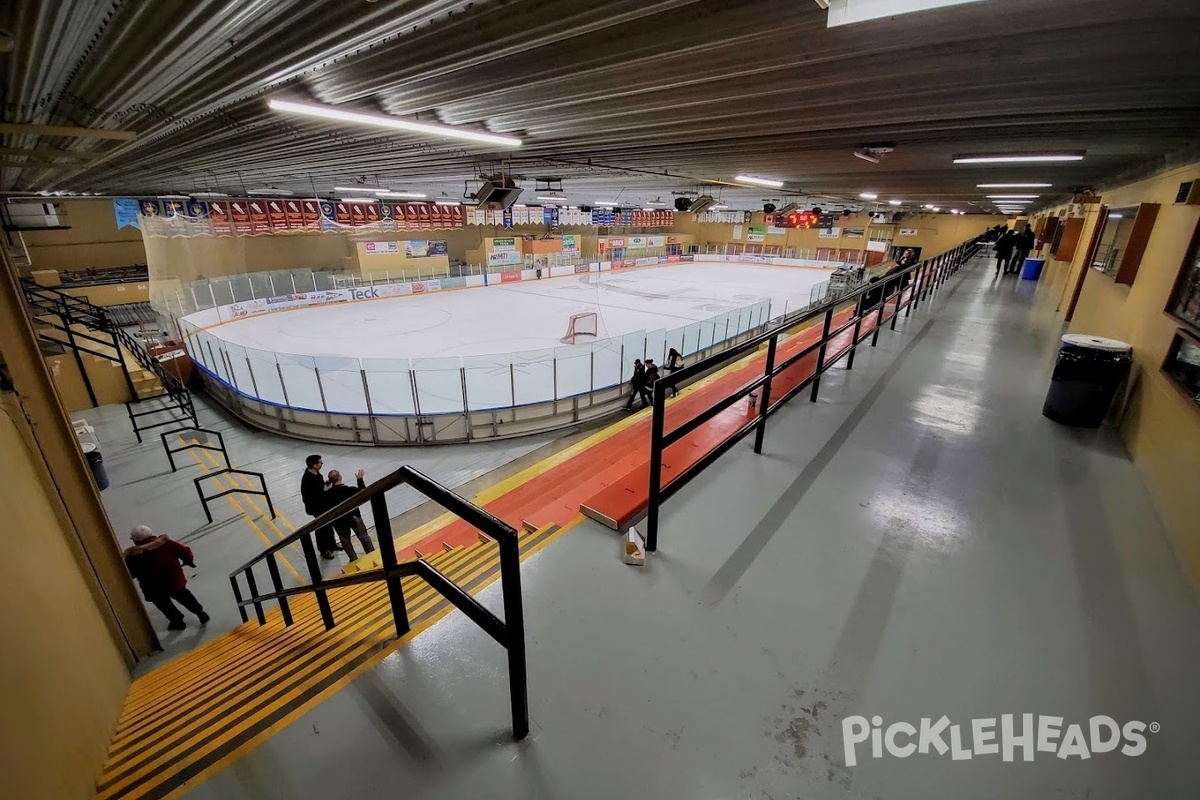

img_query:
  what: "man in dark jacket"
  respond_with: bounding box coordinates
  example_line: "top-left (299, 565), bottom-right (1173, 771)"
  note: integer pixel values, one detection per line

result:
top-left (300, 454), bottom-right (339, 559)
top-left (993, 229), bottom-right (1016, 275)
top-left (1010, 224), bottom-right (1036, 274)
top-left (124, 526), bottom-right (209, 631)
top-left (623, 359), bottom-right (650, 410)
top-left (324, 468), bottom-right (376, 560)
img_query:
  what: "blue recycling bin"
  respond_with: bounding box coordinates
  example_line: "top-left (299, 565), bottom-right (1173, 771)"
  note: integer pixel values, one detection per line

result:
top-left (1021, 257), bottom-right (1046, 281)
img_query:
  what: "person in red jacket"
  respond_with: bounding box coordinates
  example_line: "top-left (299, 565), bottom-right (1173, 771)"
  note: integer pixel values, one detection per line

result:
top-left (124, 526), bottom-right (210, 631)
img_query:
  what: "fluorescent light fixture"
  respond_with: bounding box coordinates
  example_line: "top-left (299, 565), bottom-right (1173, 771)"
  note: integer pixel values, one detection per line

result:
top-left (931, 207), bottom-right (940, 212)
top-left (268, 98), bottom-right (522, 148)
top-left (433, 200), bottom-right (461, 205)
top-left (951, 209), bottom-right (961, 214)
top-left (190, 191), bottom-right (229, 198)
top-left (889, 199), bottom-right (902, 206)
top-left (922, 204), bottom-right (935, 209)
top-left (595, 201), bottom-right (618, 207)
top-left (826, 0), bottom-right (988, 28)
top-left (159, 194), bottom-right (191, 200)
top-left (374, 191), bottom-right (427, 199)
top-left (333, 185), bottom-right (384, 193)
top-left (986, 194), bottom-right (1039, 199)
top-left (641, 207), bottom-right (657, 211)
top-left (247, 188), bottom-right (293, 196)
top-left (536, 196), bottom-right (565, 202)
top-left (642, 201), bottom-right (667, 206)
top-left (853, 150), bottom-right (881, 164)
top-left (712, 205), bottom-right (729, 210)
top-left (954, 152), bottom-right (1084, 164)
top-left (734, 174), bottom-right (784, 188)
top-left (1108, 213), bottom-right (1124, 219)
top-left (339, 197), bottom-right (377, 203)
top-left (859, 192), bottom-right (878, 200)
top-left (977, 183), bottom-right (1052, 188)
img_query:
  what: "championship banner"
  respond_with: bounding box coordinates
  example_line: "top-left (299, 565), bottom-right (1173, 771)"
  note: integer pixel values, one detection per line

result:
top-left (281, 199), bottom-right (302, 229)
top-left (230, 200), bottom-right (253, 235)
top-left (502, 207), bottom-right (513, 228)
top-left (319, 200), bottom-right (338, 231)
top-left (301, 199), bottom-right (321, 230)
top-left (450, 204), bottom-right (465, 228)
top-left (417, 203), bottom-right (431, 229)
top-left (208, 201), bottom-right (233, 236)
top-left (266, 200), bottom-right (289, 231)
top-left (161, 199), bottom-right (185, 217)
top-left (349, 202), bottom-right (368, 226)
top-left (333, 202), bottom-right (352, 226)
top-left (245, 200), bottom-right (270, 234)
top-left (393, 203), bottom-right (408, 229)
top-left (379, 202), bottom-right (395, 231)
top-left (363, 202), bottom-right (381, 227)
top-left (401, 203), bottom-right (418, 227)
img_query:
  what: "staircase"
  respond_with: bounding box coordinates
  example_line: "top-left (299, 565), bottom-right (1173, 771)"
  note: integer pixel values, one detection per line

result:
top-left (20, 278), bottom-right (196, 430)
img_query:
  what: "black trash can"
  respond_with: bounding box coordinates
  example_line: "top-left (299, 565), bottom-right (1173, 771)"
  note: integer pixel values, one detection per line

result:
top-left (1042, 334), bottom-right (1132, 428)
top-left (82, 442), bottom-right (110, 491)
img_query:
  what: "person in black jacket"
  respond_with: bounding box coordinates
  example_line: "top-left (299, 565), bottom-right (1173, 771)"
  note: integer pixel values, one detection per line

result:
top-left (664, 348), bottom-right (684, 397)
top-left (993, 229), bottom-right (1016, 275)
top-left (324, 469), bottom-right (375, 560)
top-left (1010, 224), bottom-right (1036, 274)
top-left (623, 359), bottom-right (650, 410)
top-left (300, 454), bottom-right (339, 559)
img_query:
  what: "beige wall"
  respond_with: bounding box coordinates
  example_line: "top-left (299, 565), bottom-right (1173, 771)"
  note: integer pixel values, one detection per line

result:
top-left (1040, 162), bottom-right (1200, 589)
top-left (0, 400), bottom-right (131, 800)
top-left (21, 199), bottom-right (147, 275)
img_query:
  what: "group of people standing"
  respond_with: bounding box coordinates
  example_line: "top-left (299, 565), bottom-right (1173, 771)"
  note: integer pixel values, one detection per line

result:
top-left (301, 455), bottom-right (377, 561)
top-left (992, 224), bottom-right (1037, 276)
top-left (623, 348), bottom-right (685, 409)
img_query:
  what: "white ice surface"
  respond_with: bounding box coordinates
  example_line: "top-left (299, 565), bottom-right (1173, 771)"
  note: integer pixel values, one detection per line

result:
top-left (209, 262), bottom-right (833, 360)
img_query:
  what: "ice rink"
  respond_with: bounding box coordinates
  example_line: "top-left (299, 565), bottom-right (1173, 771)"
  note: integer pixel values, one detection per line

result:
top-left (210, 261), bottom-right (833, 360)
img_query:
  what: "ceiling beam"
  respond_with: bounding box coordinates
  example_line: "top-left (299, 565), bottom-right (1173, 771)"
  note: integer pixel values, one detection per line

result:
top-left (0, 124), bottom-right (138, 142)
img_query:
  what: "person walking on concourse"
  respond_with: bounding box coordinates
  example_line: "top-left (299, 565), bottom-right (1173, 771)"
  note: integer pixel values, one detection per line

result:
top-left (124, 525), bottom-right (209, 631)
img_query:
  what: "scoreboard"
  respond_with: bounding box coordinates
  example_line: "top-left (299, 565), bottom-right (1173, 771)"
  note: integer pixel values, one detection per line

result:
top-left (768, 211), bottom-right (837, 229)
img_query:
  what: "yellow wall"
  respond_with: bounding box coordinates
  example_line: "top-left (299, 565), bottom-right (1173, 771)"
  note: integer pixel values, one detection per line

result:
top-left (0, 400), bottom-right (131, 800)
top-left (62, 281), bottom-right (150, 306)
top-left (1048, 162), bottom-right (1200, 588)
top-left (21, 199), bottom-right (147, 275)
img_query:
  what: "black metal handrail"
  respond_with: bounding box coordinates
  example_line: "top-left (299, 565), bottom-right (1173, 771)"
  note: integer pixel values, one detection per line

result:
top-left (161, 426), bottom-right (230, 472)
top-left (228, 465), bottom-right (529, 741)
top-left (644, 236), bottom-right (984, 551)
top-left (193, 468), bottom-right (276, 524)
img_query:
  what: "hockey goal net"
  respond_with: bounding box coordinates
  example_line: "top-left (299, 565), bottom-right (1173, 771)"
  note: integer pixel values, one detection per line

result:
top-left (560, 311), bottom-right (599, 344)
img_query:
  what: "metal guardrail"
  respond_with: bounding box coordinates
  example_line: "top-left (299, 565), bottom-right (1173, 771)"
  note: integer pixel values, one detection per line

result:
top-left (643, 237), bottom-right (983, 551)
top-left (228, 465), bottom-right (529, 740)
top-left (193, 468), bottom-right (276, 524)
top-left (160, 426), bottom-right (230, 472)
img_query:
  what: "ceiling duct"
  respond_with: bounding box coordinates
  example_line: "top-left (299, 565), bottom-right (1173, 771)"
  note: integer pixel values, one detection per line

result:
top-left (474, 176), bottom-right (522, 210)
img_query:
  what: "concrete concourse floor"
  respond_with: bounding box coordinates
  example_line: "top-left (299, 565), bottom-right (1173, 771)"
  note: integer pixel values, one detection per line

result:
top-left (182, 257), bottom-right (1200, 800)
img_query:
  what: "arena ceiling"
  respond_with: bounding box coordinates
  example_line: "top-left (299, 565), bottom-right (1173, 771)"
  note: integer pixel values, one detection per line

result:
top-left (2, 0), bottom-right (1199, 215)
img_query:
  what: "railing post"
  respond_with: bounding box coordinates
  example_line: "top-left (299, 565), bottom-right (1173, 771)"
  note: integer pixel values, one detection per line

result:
top-left (753, 334), bottom-right (778, 453)
top-left (299, 533), bottom-right (335, 630)
top-left (370, 492), bottom-right (410, 636)
top-left (810, 306), bottom-right (834, 402)
top-left (646, 382), bottom-right (666, 552)
top-left (243, 567), bottom-right (267, 625)
top-left (230, 575), bottom-right (249, 623)
top-left (267, 553), bottom-right (292, 626)
top-left (195, 478), bottom-right (213, 524)
top-left (871, 290), bottom-right (886, 347)
top-left (498, 531), bottom-right (530, 741)
top-left (846, 301), bottom-right (864, 370)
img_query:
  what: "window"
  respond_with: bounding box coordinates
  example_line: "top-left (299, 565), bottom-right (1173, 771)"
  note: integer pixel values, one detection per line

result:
top-left (1161, 328), bottom-right (1200, 407)
top-left (1166, 217), bottom-right (1200, 332)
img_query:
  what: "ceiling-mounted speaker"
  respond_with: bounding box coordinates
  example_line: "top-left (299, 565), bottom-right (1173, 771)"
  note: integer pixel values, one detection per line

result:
top-left (763, 203), bottom-right (777, 213)
top-left (612, 207), bottom-right (623, 214)
top-left (892, 212), bottom-right (904, 223)
top-left (674, 197), bottom-right (691, 211)
top-left (777, 202), bottom-right (799, 215)
top-left (580, 205), bottom-right (592, 213)
top-left (842, 209), bottom-right (852, 216)
top-left (811, 207), bottom-right (822, 215)
top-left (475, 176), bottom-right (522, 210)
top-left (688, 195), bottom-right (717, 213)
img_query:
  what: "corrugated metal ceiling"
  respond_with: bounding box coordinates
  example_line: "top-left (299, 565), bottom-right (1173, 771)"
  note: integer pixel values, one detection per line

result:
top-left (2, 0), bottom-right (1198, 212)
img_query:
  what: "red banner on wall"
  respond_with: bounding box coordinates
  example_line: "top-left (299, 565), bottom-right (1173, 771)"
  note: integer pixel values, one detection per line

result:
top-left (229, 200), bottom-right (253, 235)
top-left (349, 203), bottom-right (367, 226)
top-left (393, 203), bottom-right (407, 229)
top-left (282, 199), bottom-right (303, 229)
top-left (246, 200), bottom-right (271, 234)
top-left (266, 200), bottom-right (289, 231)
top-left (450, 204), bottom-right (465, 228)
top-left (208, 201), bottom-right (233, 236)
top-left (363, 203), bottom-right (381, 226)
top-left (334, 202), bottom-right (352, 226)
top-left (417, 204), bottom-right (431, 229)
top-left (300, 200), bottom-right (320, 229)
top-left (500, 270), bottom-right (522, 283)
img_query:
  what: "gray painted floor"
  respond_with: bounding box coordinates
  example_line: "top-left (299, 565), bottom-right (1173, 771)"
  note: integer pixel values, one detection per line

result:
top-left (86, 394), bottom-right (561, 669)
top-left (180, 258), bottom-right (1200, 799)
